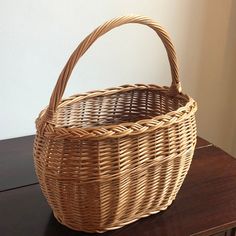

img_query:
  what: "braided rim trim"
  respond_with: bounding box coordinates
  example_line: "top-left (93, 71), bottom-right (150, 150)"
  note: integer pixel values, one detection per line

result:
top-left (36, 85), bottom-right (197, 140)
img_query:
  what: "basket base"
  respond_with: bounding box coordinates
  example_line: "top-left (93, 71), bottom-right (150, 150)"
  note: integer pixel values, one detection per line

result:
top-left (53, 199), bottom-right (174, 233)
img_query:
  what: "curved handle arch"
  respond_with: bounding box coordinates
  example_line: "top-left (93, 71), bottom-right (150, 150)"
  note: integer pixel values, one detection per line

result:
top-left (44, 15), bottom-right (181, 122)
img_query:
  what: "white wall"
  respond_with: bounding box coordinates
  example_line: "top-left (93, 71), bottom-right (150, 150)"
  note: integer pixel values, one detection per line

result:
top-left (1, 0), bottom-right (235, 156)
top-left (194, 0), bottom-right (236, 156)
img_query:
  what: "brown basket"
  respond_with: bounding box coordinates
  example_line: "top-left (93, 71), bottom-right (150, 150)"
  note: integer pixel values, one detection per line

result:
top-left (33, 15), bottom-right (197, 233)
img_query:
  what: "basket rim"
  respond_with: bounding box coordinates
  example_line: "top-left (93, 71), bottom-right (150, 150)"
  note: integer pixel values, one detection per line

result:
top-left (36, 84), bottom-right (197, 140)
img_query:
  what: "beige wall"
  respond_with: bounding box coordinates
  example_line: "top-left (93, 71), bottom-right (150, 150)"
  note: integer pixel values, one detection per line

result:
top-left (189, 0), bottom-right (236, 156)
top-left (0, 0), bottom-right (235, 156)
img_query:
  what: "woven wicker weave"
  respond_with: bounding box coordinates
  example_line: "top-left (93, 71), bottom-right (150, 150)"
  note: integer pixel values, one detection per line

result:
top-left (33, 15), bottom-right (197, 233)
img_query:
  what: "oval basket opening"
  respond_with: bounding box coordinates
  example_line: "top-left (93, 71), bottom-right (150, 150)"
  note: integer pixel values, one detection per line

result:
top-left (53, 85), bottom-right (189, 129)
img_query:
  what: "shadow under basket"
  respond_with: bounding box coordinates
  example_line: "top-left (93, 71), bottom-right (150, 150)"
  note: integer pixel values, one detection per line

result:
top-left (33, 15), bottom-right (197, 233)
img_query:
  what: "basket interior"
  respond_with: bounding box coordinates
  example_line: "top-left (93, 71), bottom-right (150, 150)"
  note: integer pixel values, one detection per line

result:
top-left (53, 88), bottom-right (189, 129)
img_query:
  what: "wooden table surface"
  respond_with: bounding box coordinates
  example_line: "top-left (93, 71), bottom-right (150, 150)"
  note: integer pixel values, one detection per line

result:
top-left (0, 136), bottom-right (236, 236)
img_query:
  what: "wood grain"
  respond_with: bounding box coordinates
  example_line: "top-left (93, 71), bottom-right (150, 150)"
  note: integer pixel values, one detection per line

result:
top-left (0, 135), bottom-right (37, 192)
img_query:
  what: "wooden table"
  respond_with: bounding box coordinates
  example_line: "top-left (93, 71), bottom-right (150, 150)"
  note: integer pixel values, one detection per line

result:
top-left (0, 136), bottom-right (236, 236)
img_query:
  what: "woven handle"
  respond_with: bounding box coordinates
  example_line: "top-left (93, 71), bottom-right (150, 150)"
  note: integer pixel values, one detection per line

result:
top-left (44, 15), bottom-right (181, 122)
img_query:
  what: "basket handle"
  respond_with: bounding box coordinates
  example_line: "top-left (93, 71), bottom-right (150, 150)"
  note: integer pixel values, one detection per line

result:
top-left (43, 15), bottom-right (181, 123)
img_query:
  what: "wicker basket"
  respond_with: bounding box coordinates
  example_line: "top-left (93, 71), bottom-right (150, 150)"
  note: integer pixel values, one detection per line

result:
top-left (33, 15), bottom-right (197, 233)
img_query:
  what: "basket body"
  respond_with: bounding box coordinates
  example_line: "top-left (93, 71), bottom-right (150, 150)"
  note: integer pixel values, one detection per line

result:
top-left (33, 16), bottom-right (197, 233)
top-left (34, 85), bottom-right (197, 232)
